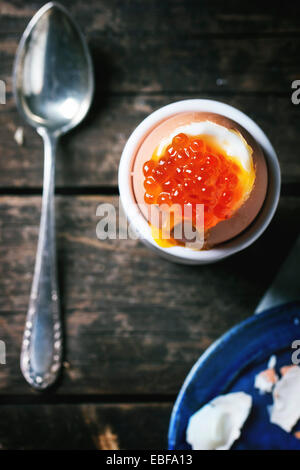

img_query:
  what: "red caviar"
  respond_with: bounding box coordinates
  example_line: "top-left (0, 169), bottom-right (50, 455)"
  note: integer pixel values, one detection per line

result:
top-left (143, 133), bottom-right (245, 231)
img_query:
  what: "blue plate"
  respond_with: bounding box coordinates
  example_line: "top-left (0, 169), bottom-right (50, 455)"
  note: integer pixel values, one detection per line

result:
top-left (168, 302), bottom-right (300, 450)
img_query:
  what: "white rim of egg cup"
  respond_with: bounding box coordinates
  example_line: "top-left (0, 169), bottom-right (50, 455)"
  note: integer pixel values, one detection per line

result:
top-left (118, 99), bottom-right (281, 265)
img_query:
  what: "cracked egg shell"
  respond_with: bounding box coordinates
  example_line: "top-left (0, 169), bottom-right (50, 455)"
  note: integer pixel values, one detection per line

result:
top-left (186, 392), bottom-right (252, 450)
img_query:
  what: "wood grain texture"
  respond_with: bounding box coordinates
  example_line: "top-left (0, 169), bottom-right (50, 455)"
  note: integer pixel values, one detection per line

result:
top-left (1, 0), bottom-right (300, 95)
top-left (7, 26), bottom-right (300, 95)
top-left (0, 403), bottom-right (171, 449)
top-left (2, 0), bottom-right (300, 36)
top-left (1, 1), bottom-right (300, 189)
top-left (0, 195), bottom-right (299, 395)
top-left (0, 94), bottom-right (299, 188)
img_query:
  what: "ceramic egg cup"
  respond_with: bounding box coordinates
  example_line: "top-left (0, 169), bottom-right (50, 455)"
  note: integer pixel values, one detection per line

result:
top-left (118, 99), bottom-right (281, 265)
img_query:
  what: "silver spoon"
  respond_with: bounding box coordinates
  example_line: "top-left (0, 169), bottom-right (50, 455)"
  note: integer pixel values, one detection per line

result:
top-left (13, 2), bottom-right (94, 389)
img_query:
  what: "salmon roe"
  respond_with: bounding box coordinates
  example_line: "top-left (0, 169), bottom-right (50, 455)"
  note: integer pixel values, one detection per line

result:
top-left (143, 133), bottom-right (244, 230)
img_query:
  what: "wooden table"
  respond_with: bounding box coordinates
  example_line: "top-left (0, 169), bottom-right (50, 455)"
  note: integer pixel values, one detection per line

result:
top-left (0, 0), bottom-right (300, 450)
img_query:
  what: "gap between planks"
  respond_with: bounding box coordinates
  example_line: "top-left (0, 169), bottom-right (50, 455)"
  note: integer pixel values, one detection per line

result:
top-left (0, 183), bottom-right (299, 197)
top-left (0, 393), bottom-right (177, 406)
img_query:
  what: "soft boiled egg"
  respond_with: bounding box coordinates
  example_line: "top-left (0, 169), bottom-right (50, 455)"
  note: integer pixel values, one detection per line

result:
top-left (132, 112), bottom-right (268, 248)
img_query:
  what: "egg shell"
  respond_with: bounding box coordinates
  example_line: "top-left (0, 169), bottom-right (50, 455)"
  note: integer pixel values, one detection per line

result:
top-left (186, 391), bottom-right (252, 450)
top-left (270, 366), bottom-right (300, 432)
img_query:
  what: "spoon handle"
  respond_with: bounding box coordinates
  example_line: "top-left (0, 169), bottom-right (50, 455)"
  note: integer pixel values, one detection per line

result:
top-left (21, 131), bottom-right (62, 389)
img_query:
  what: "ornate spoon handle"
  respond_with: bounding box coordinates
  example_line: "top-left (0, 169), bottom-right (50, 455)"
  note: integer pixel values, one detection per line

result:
top-left (21, 130), bottom-right (62, 389)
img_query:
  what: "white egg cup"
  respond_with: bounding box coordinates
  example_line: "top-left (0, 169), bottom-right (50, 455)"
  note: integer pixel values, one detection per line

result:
top-left (118, 99), bottom-right (281, 265)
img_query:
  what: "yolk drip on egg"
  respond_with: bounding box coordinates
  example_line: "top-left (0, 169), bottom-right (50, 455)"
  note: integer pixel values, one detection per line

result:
top-left (142, 132), bottom-right (255, 247)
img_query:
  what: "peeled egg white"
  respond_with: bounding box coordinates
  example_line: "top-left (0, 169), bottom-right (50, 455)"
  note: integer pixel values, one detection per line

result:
top-left (156, 121), bottom-right (253, 172)
top-left (186, 392), bottom-right (252, 450)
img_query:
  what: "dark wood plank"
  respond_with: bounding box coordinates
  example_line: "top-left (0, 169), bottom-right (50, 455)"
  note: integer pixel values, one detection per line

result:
top-left (1, 1), bottom-right (300, 95)
top-left (0, 94), bottom-right (299, 188)
top-left (0, 194), bottom-right (299, 395)
top-left (1, 1), bottom-right (300, 188)
top-left (2, 24), bottom-right (300, 96)
top-left (2, 0), bottom-right (300, 37)
top-left (0, 402), bottom-right (171, 449)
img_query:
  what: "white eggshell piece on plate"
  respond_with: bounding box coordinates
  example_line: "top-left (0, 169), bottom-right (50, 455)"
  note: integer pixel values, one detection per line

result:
top-left (255, 369), bottom-right (278, 394)
top-left (270, 366), bottom-right (300, 432)
top-left (186, 392), bottom-right (252, 450)
top-left (254, 356), bottom-right (278, 394)
top-left (268, 355), bottom-right (277, 369)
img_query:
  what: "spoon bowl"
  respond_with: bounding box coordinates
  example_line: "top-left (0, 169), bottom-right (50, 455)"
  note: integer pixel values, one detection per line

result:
top-left (14, 2), bottom-right (94, 134)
